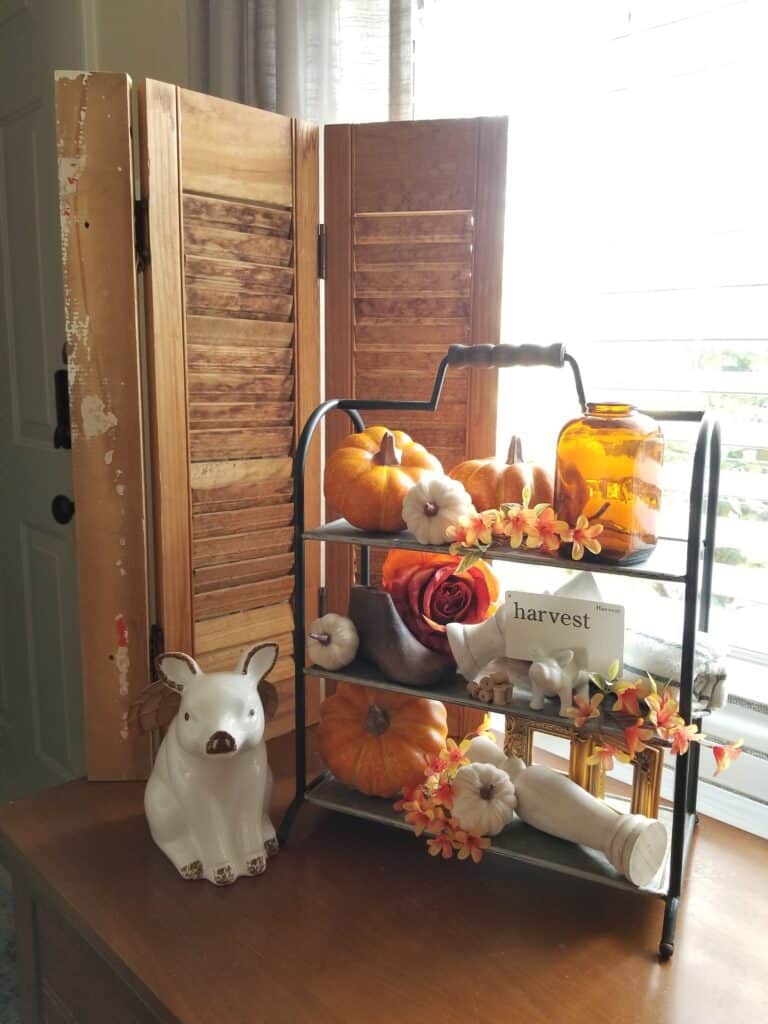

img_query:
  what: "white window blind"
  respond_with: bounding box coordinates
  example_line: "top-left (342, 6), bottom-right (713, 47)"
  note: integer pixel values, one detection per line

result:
top-left (414, 0), bottom-right (768, 702)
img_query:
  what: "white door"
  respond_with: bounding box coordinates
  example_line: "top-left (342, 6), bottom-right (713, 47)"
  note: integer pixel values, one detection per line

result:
top-left (0, 0), bottom-right (89, 799)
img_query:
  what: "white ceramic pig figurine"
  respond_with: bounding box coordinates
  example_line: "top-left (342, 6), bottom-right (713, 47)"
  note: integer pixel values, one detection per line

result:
top-left (528, 649), bottom-right (590, 717)
top-left (145, 643), bottom-right (279, 886)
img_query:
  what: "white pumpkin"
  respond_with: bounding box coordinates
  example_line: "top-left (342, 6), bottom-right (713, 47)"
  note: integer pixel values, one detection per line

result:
top-left (307, 613), bottom-right (359, 670)
top-left (451, 762), bottom-right (517, 836)
top-left (402, 474), bottom-right (474, 545)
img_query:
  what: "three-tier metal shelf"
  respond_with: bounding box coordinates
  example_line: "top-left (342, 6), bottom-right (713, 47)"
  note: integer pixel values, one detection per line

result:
top-left (279, 343), bottom-right (720, 961)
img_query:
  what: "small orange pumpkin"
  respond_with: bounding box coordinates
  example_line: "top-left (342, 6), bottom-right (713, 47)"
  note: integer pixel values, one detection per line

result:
top-left (448, 436), bottom-right (553, 512)
top-left (324, 426), bottom-right (442, 532)
top-left (318, 684), bottom-right (448, 798)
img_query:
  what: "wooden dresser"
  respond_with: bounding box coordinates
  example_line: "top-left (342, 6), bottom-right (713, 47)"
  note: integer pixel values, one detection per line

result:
top-left (1, 732), bottom-right (764, 1024)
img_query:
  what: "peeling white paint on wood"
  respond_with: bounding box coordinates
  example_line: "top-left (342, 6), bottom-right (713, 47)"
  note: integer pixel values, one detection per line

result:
top-left (115, 645), bottom-right (130, 696)
top-left (104, 449), bottom-right (114, 464)
top-left (55, 70), bottom-right (91, 82)
top-left (81, 394), bottom-right (117, 438)
top-left (116, 483), bottom-right (126, 496)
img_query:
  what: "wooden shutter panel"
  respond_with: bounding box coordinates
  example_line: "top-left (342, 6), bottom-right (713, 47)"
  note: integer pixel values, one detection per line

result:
top-left (55, 73), bottom-right (151, 780)
top-left (139, 82), bottom-right (320, 739)
top-left (324, 117), bottom-right (507, 735)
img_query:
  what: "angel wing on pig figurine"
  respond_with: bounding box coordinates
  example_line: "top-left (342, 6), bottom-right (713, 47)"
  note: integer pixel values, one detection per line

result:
top-left (145, 643), bottom-right (280, 886)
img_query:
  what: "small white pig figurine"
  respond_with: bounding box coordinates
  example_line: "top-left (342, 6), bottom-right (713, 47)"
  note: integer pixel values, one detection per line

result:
top-left (145, 643), bottom-right (279, 886)
top-left (528, 649), bottom-right (590, 717)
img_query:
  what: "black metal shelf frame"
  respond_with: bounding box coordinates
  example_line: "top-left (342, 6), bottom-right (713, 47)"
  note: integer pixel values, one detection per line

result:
top-left (279, 342), bottom-right (721, 962)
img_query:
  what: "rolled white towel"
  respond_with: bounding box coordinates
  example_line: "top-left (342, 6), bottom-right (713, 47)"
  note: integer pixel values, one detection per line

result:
top-left (624, 627), bottom-right (729, 710)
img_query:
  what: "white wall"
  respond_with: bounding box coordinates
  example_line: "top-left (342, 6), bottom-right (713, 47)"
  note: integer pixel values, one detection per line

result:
top-left (83, 0), bottom-right (189, 85)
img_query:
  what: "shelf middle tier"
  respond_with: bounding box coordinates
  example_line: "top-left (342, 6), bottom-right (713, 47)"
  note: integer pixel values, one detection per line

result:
top-left (304, 657), bottom-right (680, 746)
top-left (304, 519), bottom-right (690, 583)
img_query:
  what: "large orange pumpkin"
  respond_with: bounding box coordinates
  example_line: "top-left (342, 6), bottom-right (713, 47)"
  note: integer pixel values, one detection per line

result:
top-left (448, 436), bottom-right (553, 512)
top-left (324, 426), bottom-right (442, 532)
top-left (318, 684), bottom-right (448, 797)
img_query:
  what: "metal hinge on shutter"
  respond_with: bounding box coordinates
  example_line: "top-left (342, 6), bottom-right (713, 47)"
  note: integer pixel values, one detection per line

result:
top-left (317, 223), bottom-right (327, 279)
top-left (149, 622), bottom-right (164, 676)
top-left (134, 199), bottom-right (150, 273)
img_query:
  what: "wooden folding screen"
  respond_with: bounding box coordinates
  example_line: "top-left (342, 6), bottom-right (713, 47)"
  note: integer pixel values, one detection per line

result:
top-left (139, 81), bottom-right (321, 742)
top-left (324, 117), bottom-right (507, 734)
top-left (57, 74), bottom-right (506, 777)
top-left (57, 74), bottom-right (320, 777)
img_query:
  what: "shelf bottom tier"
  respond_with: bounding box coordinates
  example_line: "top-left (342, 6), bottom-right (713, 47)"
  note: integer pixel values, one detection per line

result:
top-left (306, 775), bottom-right (673, 897)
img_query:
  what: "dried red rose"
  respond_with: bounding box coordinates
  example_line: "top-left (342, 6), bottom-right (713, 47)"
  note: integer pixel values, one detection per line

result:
top-left (382, 551), bottom-right (499, 657)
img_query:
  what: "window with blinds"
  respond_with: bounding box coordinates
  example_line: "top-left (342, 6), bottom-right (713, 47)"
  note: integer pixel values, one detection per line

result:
top-left (415, 0), bottom-right (768, 700)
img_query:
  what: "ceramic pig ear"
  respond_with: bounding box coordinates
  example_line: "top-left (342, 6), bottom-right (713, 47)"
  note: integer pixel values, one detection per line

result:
top-left (241, 642), bottom-right (279, 683)
top-left (156, 652), bottom-right (202, 693)
top-left (554, 650), bottom-right (575, 668)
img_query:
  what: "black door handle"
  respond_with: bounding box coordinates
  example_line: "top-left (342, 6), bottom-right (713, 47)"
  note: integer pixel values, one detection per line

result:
top-left (51, 495), bottom-right (75, 524)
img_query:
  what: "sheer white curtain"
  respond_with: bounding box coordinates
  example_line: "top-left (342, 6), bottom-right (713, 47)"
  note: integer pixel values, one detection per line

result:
top-left (187, 0), bottom-right (413, 123)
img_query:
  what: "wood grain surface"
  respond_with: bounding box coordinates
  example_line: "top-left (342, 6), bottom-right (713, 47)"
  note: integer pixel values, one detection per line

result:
top-left (139, 79), bottom-right (193, 656)
top-left (1, 733), bottom-right (765, 1024)
top-left (324, 117), bottom-right (507, 737)
top-left (55, 72), bottom-right (151, 779)
top-left (137, 84), bottom-right (320, 741)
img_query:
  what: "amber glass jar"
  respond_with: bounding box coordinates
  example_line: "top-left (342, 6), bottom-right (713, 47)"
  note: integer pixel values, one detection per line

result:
top-left (554, 403), bottom-right (664, 564)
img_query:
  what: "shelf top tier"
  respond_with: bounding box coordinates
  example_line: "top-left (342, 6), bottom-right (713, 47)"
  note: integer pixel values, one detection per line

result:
top-left (304, 519), bottom-right (691, 583)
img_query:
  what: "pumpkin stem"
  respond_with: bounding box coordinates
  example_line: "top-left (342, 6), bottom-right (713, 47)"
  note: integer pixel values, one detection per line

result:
top-left (364, 704), bottom-right (390, 736)
top-left (506, 435), bottom-right (524, 464)
top-left (372, 431), bottom-right (402, 467)
top-left (423, 501), bottom-right (439, 517)
top-left (479, 783), bottom-right (495, 800)
top-left (308, 632), bottom-right (332, 646)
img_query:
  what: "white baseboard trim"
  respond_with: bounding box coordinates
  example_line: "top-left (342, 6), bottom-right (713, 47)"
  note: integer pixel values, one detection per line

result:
top-left (692, 780), bottom-right (768, 839)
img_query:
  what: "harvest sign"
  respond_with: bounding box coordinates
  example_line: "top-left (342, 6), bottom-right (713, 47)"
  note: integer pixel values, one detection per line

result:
top-left (503, 591), bottom-right (624, 677)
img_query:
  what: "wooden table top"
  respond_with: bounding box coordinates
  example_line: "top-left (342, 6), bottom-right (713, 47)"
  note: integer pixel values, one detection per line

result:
top-left (1, 732), bottom-right (766, 1024)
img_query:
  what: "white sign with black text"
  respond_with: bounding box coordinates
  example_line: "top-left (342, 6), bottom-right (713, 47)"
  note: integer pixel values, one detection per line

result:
top-left (502, 590), bottom-right (624, 676)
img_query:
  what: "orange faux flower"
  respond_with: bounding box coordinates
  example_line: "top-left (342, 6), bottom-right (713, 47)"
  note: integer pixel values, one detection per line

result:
top-left (424, 753), bottom-right (448, 778)
top-left (624, 718), bottom-right (655, 757)
top-left (502, 504), bottom-right (537, 549)
top-left (611, 680), bottom-right (649, 717)
top-left (586, 743), bottom-right (632, 772)
top-left (473, 713), bottom-right (495, 740)
top-left (453, 830), bottom-right (492, 864)
top-left (570, 514), bottom-right (604, 560)
top-left (565, 692), bottom-right (604, 728)
top-left (646, 688), bottom-right (684, 740)
top-left (427, 830), bottom-right (455, 859)
top-left (393, 783), bottom-right (424, 813)
top-left (669, 723), bottom-right (703, 756)
top-left (712, 739), bottom-right (743, 776)
top-left (440, 737), bottom-right (471, 775)
top-left (525, 506), bottom-right (570, 553)
top-left (432, 778), bottom-right (456, 809)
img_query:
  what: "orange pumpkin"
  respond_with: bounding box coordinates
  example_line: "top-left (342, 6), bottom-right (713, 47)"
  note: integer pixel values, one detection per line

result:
top-left (324, 426), bottom-right (442, 532)
top-left (448, 436), bottom-right (553, 512)
top-left (318, 684), bottom-right (448, 797)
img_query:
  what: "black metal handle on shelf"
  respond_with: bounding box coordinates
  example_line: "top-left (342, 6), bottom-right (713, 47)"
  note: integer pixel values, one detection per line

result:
top-left (447, 342), bottom-right (586, 412)
top-left (447, 343), bottom-right (565, 369)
